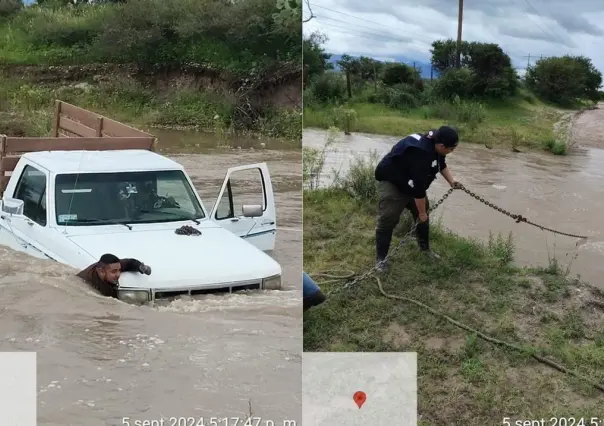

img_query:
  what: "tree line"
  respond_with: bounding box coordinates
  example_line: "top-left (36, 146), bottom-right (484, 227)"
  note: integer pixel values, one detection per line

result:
top-left (303, 32), bottom-right (603, 107)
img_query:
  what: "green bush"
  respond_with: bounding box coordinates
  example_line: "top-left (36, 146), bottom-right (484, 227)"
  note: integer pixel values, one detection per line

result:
top-left (308, 73), bottom-right (347, 104)
top-left (257, 108), bottom-right (301, 142)
top-left (381, 63), bottom-right (420, 88)
top-left (433, 68), bottom-right (475, 100)
top-left (1, 0), bottom-right (301, 71)
top-left (0, 0), bottom-right (22, 20)
top-left (13, 6), bottom-right (107, 49)
top-left (333, 150), bottom-right (380, 202)
top-left (382, 86), bottom-right (418, 110)
top-left (525, 55), bottom-right (603, 105)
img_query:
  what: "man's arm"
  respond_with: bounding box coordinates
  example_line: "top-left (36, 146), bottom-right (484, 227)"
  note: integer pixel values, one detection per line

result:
top-left (440, 166), bottom-right (455, 186)
top-left (407, 154), bottom-right (431, 219)
top-left (119, 258), bottom-right (143, 272)
top-left (439, 155), bottom-right (458, 187)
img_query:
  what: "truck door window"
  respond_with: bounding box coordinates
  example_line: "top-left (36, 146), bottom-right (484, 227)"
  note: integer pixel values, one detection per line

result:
top-left (215, 168), bottom-right (266, 220)
top-left (14, 165), bottom-right (47, 226)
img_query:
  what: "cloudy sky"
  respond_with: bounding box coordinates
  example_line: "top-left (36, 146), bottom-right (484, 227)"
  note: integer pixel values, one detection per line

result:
top-left (303, 0), bottom-right (604, 74)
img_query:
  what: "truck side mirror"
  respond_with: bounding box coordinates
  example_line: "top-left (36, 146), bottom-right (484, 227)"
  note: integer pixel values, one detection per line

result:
top-left (1, 198), bottom-right (24, 216)
top-left (242, 204), bottom-right (263, 217)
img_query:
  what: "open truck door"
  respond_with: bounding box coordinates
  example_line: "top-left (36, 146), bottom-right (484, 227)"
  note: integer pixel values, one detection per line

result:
top-left (209, 163), bottom-right (276, 252)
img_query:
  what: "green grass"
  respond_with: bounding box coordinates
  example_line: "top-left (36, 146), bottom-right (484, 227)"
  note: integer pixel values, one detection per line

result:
top-left (303, 188), bottom-right (604, 424)
top-left (304, 95), bottom-right (572, 154)
top-left (0, 77), bottom-right (301, 143)
top-left (0, 0), bottom-right (299, 73)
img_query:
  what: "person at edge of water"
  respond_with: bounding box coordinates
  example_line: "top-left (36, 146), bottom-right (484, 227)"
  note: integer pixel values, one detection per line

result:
top-left (374, 125), bottom-right (462, 273)
top-left (77, 253), bottom-right (152, 298)
top-left (303, 272), bottom-right (326, 311)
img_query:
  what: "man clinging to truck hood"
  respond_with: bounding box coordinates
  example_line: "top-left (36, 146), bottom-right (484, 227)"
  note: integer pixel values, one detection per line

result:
top-left (77, 253), bottom-right (152, 298)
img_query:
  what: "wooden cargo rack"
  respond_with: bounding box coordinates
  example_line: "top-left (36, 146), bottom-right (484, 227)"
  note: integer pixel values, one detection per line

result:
top-left (0, 100), bottom-right (158, 196)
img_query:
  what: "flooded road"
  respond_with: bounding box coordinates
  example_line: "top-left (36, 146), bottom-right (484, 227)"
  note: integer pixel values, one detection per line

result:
top-left (0, 130), bottom-right (302, 425)
top-left (304, 126), bottom-right (604, 289)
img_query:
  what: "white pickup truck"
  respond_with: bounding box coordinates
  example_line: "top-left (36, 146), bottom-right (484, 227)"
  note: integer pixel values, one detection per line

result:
top-left (0, 101), bottom-right (282, 304)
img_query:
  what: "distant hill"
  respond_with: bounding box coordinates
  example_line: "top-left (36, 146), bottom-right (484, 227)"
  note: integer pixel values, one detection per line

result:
top-left (327, 54), bottom-right (440, 79)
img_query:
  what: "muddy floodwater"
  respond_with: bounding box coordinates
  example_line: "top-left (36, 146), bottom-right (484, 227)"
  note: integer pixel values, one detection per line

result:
top-left (304, 119), bottom-right (604, 289)
top-left (0, 130), bottom-right (302, 425)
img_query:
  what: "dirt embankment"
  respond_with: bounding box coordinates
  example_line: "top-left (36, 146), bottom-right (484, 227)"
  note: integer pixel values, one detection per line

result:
top-left (569, 103), bottom-right (604, 149)
top-left (0, 63), bottom-right (302, 109)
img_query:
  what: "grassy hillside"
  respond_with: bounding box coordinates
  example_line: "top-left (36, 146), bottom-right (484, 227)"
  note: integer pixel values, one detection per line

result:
top-left (0, 0), bottom-right (302, 142)
top-left (303, 158), bottom-right (604, 424)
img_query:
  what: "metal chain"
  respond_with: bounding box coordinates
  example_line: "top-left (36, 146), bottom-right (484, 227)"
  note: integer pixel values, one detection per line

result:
top-left (457, 185), bottom-right (588, 239)
top-left (326, 188), bottom-right (455, 296)
top-left (325, 183), bottom-right (587, 296)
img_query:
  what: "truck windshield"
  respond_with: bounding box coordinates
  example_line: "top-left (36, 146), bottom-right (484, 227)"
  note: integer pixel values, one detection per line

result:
top-left (54, 170), bottom-right (205, 226)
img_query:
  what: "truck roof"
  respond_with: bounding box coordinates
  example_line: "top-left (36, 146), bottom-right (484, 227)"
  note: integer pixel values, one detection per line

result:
top-left (22, 150), bottom-right (183, 174)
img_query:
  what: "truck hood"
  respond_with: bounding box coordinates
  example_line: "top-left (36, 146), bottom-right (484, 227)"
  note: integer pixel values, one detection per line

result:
top-left (65, 224), bottom-right (281, 290)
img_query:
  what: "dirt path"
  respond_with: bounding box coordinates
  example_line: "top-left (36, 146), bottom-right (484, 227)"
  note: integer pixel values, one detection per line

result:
top-left (571, 103), bottom-right (604, 149)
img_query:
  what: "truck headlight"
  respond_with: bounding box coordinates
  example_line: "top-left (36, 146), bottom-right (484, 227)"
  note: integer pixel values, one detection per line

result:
top-left (262, 274), bottom-right (281, 290)
top-left (117, 289), bottom-right (150, 304)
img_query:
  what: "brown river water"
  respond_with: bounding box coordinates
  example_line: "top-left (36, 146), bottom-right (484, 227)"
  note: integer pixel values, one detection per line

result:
top-left (0, 129), bottom-right (302, 425)
top-left (303, 111), bottom-right (604, 289)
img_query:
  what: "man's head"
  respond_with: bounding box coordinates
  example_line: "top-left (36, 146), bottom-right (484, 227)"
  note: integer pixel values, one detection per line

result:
top-left (430, 126), bottom-right (459, 156)
top-left (96, 254), bottom-right (121, 284)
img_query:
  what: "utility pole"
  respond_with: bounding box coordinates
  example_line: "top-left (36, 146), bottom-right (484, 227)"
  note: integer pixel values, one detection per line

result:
top-left (526, 53), bottom-right (530, 68)
top-left (455, 0), bottom-right (464, 68)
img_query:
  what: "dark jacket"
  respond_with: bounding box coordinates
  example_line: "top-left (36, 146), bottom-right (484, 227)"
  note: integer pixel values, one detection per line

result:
top-left (375, 132), bottom-right (447, 199)
top-left (77, 258), bottom-right (143, 298)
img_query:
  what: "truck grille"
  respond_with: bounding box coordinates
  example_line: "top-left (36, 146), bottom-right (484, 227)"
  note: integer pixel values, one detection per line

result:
top-left (153, 282), bottom-right (261, 300)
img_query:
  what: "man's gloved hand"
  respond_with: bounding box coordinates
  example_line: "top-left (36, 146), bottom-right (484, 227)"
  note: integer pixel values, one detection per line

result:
top-left (139, 264), bottom-right (152, 275)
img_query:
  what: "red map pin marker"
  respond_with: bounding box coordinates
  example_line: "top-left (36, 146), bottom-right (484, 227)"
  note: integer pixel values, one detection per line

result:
top-left (353, 391), bottom-right (367, 409)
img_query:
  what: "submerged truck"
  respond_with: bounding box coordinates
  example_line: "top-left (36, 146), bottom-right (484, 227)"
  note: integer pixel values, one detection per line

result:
top-left (0, 100), bottom-right (281, 304)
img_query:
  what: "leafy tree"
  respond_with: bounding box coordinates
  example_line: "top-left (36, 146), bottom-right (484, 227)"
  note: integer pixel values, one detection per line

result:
top-left (430, 38), bottom-right (517, 99)
top-left (273, 0), bottom-right (301, 34)
top-left (381, 63), bottom-right (420, 87)
top-left (336, 54), bottom-right (361, 75)
top-left (430, 39), bottom-right (470, 72)
top-left (525, 55), bottom-right (603, 105)
top-left (303, 31), bottom-right (333, 80)
top-left (356, 56), bottom-right (384, 81)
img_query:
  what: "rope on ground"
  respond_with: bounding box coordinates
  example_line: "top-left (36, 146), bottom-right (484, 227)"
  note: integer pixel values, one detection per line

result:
top-left (308, 269), bottom-right (604, 393)
top-left (373, 274), bottom-right (604, 394)
top-left (309, 270), bottom-right (356, 286)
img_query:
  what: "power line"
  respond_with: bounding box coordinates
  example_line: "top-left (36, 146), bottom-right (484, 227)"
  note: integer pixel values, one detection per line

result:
top-left (315, 14), bottom-right (419, 42)
top-left (519, 0), bottom-right (570, 46)
top-left (315, 21), bottom-right (415, 44)
top-left (309, 3), bottom-right (441, 43)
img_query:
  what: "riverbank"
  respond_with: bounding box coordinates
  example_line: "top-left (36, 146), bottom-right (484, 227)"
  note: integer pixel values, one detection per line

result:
top-left (0, 0), bottom-right (301, 143)
top-left (303, 181), bottom-right (603, 423)
top-left (303, 96), bottom-right (587, 154)
top-left (0, 73), bottom-right (301, 144)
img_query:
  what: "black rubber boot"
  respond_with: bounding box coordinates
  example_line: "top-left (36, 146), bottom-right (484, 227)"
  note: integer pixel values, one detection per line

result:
top-left (417, 221), bottom-right (441, 260)
top-left (375, 229), bottom-right (393, 273)
top-left (416, 221), bottom-right (429, 250)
